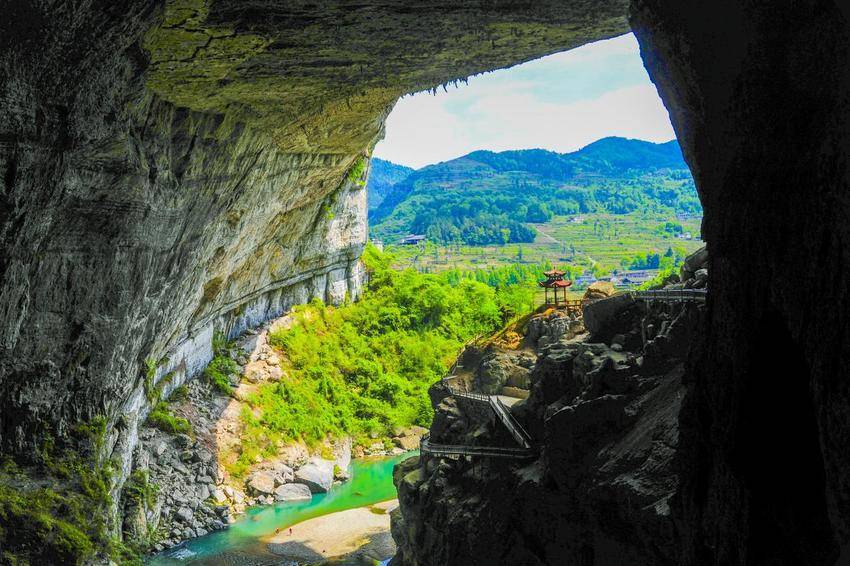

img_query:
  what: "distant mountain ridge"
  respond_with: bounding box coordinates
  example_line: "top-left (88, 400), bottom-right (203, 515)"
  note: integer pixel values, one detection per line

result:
top-left (368, 137), bottom-right (698, 246)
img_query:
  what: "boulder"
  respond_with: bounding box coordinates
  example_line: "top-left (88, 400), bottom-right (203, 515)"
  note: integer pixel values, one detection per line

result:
top-left (583, 281), bottom-right (616, 301)
top-left (294, 457), bottom-right (335, 493)
top-left (393, 435), bottom-right (421, 451)
top-left (257, 461), bottom-right (294, 486)
top-left (582, 293), bottom-right (635, 339)
top-left (334, 466), bottom-right (351, 481)
top-left (333, 437), bottom-right (352, 471)
top-left (274, 483), bottom-right (313, 503)
top-left (247, 472), bottom-right (276, 495)
top-left (266, 366), bottom-right (283, 381)
top-left (683, 245), bottom-right (708, 271)
top-left (153, 440), bottom-right (169, 458)
top-left (246, 368), bottom-right (266, 383)
top-left (475, 353), bottom-right (526, 394)
top-left (192, 449), bottom-right (213, 464)
top-left (175, 507), bottom-right (194, 523)
top-left (680, 245), bottom-right (708, 280)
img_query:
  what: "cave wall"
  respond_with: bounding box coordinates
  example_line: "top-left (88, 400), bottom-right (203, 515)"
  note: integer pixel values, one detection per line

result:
top-left (0, 0), bottom-right (629, 518)
top-left (630, 1), bottom-right (850, 564)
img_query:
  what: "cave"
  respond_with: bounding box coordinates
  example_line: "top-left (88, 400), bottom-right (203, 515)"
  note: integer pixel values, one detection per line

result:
top-left (1, 1), bottom-right (849, 564)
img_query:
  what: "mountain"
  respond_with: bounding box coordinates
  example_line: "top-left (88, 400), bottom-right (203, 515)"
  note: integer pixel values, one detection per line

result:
top-left (367, 137), bottom-right (699, 246)
top-left (366, 158), bottom-right (414, 211)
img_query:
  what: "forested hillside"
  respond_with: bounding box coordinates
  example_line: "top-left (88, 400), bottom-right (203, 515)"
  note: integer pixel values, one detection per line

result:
top-left (368, 137), bottom-right (700, 246)
top-left (367, 158), bottom-right (414, 211)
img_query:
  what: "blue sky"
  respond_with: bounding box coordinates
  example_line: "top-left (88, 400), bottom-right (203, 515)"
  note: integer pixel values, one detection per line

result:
top-left (373, 33), bottom-right (675, 169)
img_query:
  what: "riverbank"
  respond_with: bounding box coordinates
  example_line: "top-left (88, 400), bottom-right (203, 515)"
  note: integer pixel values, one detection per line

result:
top-left (149, 452), bottom-right (414, 564)
top-left (266, 499), bottom-right (397, 562)
top-left (136, 309), bottom-right (426, 554)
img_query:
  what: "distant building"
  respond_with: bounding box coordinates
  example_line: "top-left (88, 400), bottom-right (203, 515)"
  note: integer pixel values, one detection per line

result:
top-left (676, 232), bottom-right (693, 240)
top-left (370, 238), bottom-right (384, 251)
top-left (575, 273), bottom-right (597, 287)
top-left (610, 269), bottom-right (658, 286)
top-left (569, 215), bottom-right (585, 224)
top-left (399, 234), bottom-right (426, 245)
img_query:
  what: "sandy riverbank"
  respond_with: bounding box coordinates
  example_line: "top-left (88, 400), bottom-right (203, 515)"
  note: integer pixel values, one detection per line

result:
top-left (265, 499), bottom-right (398, 563)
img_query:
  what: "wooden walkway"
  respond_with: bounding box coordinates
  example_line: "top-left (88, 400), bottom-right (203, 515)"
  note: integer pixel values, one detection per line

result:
top-left (629, 288), bottom-right (707, 303)
top-left (420, 381), bottom-right (537, 460)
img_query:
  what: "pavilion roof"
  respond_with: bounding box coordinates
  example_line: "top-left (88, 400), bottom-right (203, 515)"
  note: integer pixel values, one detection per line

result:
top-left (539, 279), bottom-right (572, 288)
top-left (543, 269), bottom-right (566, 277)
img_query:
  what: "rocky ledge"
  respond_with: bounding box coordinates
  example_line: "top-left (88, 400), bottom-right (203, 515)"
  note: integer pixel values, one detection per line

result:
top-left (391, 274), bottom-right (705, 565)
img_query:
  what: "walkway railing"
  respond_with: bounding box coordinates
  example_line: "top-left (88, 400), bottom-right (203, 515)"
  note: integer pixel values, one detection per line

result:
top-left (420, 433), bottom-right (538, 460)
top-left (428, 380), bottom-right (536, 459)
top-left (629, 288), bottom-right (707, 303)
top-left (489, 396), bottom-right (533, 449)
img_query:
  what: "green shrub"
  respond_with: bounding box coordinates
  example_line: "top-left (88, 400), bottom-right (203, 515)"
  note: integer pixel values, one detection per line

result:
top-left (169, 384), bottom-right (189, 402)
top-left (124, 470), bottom-right (159, 509)
top-left (225, 245), bottom-right (532, 476)
top-left (147, 402), bottom-right (192, 435)
top-left (143, 358), bottom-right (158, 403)
top-left (204, 332), bottom-right (238, 395)
top-left (347, 156), bottom-right (367, 187)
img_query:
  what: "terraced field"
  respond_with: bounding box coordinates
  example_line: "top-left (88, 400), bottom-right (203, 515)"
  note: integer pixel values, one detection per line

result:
top-left (388, 212), bottom-right (703, 276)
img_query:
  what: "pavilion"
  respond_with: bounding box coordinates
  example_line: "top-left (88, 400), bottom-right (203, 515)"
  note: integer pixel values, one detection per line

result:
top-left (539, 269), bottom-right (573, 307)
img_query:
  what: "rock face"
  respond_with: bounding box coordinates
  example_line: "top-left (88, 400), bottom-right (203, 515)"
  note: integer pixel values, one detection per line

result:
top-left (630, 3), bottom-right (850, 564)
top-left (0, 3), bottom-right (630, 546)
top-left (0, 4), bottom-right (629, 555)
top-left (394, 300), bottom-right (699, 565)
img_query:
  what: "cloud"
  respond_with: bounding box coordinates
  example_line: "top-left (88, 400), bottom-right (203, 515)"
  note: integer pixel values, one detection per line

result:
top-left (373, 33), bottom-right (676, 169)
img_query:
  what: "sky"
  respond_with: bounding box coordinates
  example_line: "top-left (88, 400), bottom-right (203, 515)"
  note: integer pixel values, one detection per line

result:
top-left (372, 33), bottom-right (676, 169)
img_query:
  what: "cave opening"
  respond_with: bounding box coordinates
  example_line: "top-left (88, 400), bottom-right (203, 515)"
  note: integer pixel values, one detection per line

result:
top-left (3, 2), bottom-right (849, 565)
top-left (369, 32), bottom-right (703, 296)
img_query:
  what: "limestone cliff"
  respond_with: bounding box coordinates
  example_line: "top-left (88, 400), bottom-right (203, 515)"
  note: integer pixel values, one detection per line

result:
top-left (0, 2), bottom-right (628, 545)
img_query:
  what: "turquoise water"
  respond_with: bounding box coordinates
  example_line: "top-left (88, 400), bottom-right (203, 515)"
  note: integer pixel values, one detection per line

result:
top-left (149, 452), bottom-right (415, 565)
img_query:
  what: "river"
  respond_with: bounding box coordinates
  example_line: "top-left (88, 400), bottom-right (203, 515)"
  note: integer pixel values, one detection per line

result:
top-left (148, 451), bottom-right (415, 564)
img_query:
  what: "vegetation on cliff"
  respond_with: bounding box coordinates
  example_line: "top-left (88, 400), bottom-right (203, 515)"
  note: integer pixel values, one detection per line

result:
top-left (0, 418), bottom-right (143, 565)
top-left (226, 245), bottom-right (533, 476)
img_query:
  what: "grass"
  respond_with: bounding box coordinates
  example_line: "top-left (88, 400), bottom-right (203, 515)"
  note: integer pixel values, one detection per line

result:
top-left (204, 333), bottom-right (238, 396)
top-left (147, 402), bottom-right (192, 436)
